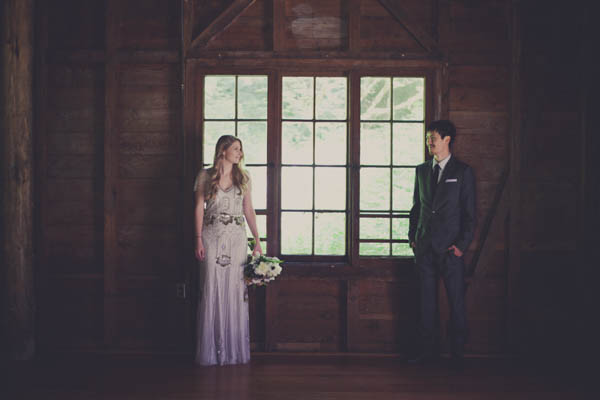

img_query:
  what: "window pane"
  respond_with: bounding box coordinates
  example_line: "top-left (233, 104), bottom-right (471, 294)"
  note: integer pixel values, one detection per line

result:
top-left (282, 77), bottom-right (313, 120)
top-left (316, 77), bottom-right (347, 120)
top-left (246, 214), bottom-right (267, 239)
top-left (204, 76), bottom-right (235, 119)
top-left (315, 123), bottom-right (346, 165)
top-left (281, 167), bottom-right (313, 210)
top-left (315, 213), bottom-right (345, 255)
top-left (392, 168), bottom-right (414, 211)
top-left (282, 122), bottom-right (313, 165)
top-left (281, 212), bottom-right (312, 254)
top-left (360, 168), bottom-right (390, 210)
top-left (393, 243), bottom-right (413, 256)
top-left (238, 76), bottom-right (268, 119)
top-left (246, 166), bottom-right (267, 210)
top-left (360, 218), bottom-right (390, 239)
top-left (203, 121), bottom-right (235, 165)
top-left (361, 123), bottom-right (390, 165)
top-left (361, 77), bottom-right (391, 120)
top-left (392, 218), bottom-right (409, 240)
top-left (315, 167), bottom-right (345, 210)
top-left (238, 121), bottom-right (267, 164)
top-left (360, 242), bottom-right (389, 256)
top-left (393, 123), bottom-right (424, 165)
top-left (393, 77), bottom-right (424, 121)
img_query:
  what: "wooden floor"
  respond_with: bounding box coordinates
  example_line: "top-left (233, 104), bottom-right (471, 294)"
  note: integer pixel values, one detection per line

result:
top-left (4, 354), bottom-right (596, 399)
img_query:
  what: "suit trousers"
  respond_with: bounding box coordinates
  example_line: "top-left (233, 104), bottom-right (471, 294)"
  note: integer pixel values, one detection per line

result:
top-left (416, 248), bottom-right (467, 357)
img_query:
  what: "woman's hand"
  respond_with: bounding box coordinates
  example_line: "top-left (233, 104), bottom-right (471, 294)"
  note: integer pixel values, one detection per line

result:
top-left (195, 237), bottom-right (205, 260)
top-left (252, 240), bottom-right (263, 257)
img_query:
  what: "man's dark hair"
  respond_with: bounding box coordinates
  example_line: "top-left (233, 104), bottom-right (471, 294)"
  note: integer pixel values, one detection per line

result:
top-left (426, 120), bottom-right (456, 147)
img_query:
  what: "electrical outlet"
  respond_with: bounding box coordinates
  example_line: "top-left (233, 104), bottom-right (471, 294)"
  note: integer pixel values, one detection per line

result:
top-left (176, 283), bottom-right (186, 299)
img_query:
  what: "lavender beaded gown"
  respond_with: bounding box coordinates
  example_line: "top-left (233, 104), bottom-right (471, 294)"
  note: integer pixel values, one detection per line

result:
top-left (194, 170), bottom-right (250, 366)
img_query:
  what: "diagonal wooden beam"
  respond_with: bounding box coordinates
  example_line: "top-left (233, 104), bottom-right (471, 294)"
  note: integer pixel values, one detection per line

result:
top-left (190, 0), bottom-right (256, 50)
top-left (466, 168), bottom-right (509, 298)
top-left (377, 0), bottom-right (437, 52)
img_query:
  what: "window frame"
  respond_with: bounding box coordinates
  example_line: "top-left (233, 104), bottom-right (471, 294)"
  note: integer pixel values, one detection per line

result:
top-left (194, 64), bottom-right (438, 269)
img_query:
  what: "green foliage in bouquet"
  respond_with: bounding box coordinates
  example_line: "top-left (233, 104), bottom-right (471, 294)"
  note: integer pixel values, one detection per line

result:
top-left (245, 238), bottom-right (283, 286)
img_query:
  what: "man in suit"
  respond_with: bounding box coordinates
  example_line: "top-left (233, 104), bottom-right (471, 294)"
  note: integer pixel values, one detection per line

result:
top-left (408, 120), bottom-right (476, 368)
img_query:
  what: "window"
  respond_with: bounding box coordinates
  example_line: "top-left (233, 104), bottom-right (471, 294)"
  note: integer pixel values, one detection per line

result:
top-left (281, 77), bottom-right (347, 256)
top-left (202, 75), bottom-right (268, 251)
top-left (359, 77), bottom-right (425, 256)
top-left (201, 72), bottom-right (428, 263)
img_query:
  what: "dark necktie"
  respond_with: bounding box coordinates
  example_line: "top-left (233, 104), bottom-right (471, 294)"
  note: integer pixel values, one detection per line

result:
top-left (431, 164), bottom-right (440, 197)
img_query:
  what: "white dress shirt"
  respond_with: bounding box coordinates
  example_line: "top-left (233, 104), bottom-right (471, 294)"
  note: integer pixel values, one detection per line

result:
top-left (432, 154), bottom-right (451, 184)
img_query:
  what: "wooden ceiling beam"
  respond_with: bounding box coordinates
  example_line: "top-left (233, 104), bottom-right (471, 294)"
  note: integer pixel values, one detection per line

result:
top-left (377, 0), bottom-right (438, 53)
top-left (190, 0), bottom-right (256, 50)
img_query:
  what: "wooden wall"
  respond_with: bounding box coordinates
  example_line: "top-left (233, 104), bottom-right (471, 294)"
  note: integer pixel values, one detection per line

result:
top-left (33, 0), bottom-right (586, 357)
top-left (517, 0), bottom-right (586, 358)
top-left (37, 0), bottom-right (185, 353)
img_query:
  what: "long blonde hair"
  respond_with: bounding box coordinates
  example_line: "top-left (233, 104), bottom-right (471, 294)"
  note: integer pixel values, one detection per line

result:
top-left (205, 135), bottom-right (249, 200)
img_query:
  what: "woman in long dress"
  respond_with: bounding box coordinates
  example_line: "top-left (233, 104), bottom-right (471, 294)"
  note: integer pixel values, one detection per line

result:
top-left (194, 135), bottom-right (262, 366)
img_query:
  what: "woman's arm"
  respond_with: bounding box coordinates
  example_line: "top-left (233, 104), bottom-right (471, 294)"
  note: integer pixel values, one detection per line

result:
top-left (243, 183), bottom-right (262, 256)
top-left (194, 172), bottom-right (206, 260)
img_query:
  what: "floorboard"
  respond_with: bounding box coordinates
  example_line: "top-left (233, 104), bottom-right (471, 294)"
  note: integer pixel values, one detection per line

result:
top-left (4, 354), bottom-right (596, 399)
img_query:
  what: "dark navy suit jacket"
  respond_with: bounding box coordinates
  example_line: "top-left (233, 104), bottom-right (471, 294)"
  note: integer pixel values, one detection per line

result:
top-left (408, 156), bottom-right (476, 259)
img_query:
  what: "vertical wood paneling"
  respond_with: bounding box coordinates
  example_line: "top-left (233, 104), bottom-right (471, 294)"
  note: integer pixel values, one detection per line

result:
top-left (104, 0), bottom-right (119, 348)
top-left (2, 0), bottom-right (35, 360)
top-left (346, 280), bottom-right (360, 351)
top-left (347, 0), bottom-right (360, 52)
top-left (507, 0), bottom-right (522, 353)
top-left (273, 0), bottom-right (285, 51)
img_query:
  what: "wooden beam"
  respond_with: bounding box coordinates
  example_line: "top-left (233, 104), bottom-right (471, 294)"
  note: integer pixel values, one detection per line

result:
top-left (104, 0), bottom-right (119, 348)
top-left (347, 0), bottom-right (361, 52)
top-left (348, 71), bottom-right (361, 267)
top-left (577, 1), bottom-right (594, 358)
top-left (434, 61), bottom-right (449, 120)
top-left (190, 0), bottom-right (255, 50)
top-left (187, 49), bottom-right (444, 61)
top-left (34, 0), bottom-right (48, 358)
top-left (1, 0), bottom-right (35, 360)
top-left (182, 0), bottom-right (194, 56)
top-left (265, 71), bottom-right (282, 352)
top-left (272, 0), bottom-right (285, 52)
top-left (466, 169), bottom-right (509, 297)
top-left (507, 0), bottom-right (522, 353)
top-left (377, 0), bottom-right (438, 53)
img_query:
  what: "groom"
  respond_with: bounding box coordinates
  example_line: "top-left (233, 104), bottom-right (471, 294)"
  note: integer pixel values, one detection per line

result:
top-left (408, 120), bottom-right (476, 367)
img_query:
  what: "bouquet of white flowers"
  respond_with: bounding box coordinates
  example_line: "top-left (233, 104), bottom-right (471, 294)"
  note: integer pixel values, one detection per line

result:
top-left (244, 239), bottom-right (283, 286)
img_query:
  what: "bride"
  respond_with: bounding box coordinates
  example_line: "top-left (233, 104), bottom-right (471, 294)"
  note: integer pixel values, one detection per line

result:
top-left (193, 135), bottom-right (262, 366)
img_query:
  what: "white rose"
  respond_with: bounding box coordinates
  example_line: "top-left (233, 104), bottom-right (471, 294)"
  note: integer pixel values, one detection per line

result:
top-left (266, 263), bottom-right (282, 277)
top-left (255, 262), bottom-right (269, 276)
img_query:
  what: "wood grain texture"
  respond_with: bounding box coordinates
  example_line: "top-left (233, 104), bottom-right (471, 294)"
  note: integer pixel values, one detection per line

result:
top-left (2, 0), bottom-right (35, 360)
top-left (377, 0), bottom-right (437, 52)
top-left (191, 0), bottom-right (256, 49)
top-left (6, 356), bottom-right (589, 399)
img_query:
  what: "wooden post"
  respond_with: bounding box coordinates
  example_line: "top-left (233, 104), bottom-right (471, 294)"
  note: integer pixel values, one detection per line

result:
top-left (1, 0), bottom-right (35, 360)
top-left (103, 0), bottom-right (118, 348)
top-left (507, 0), bottom-right (522, 353)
